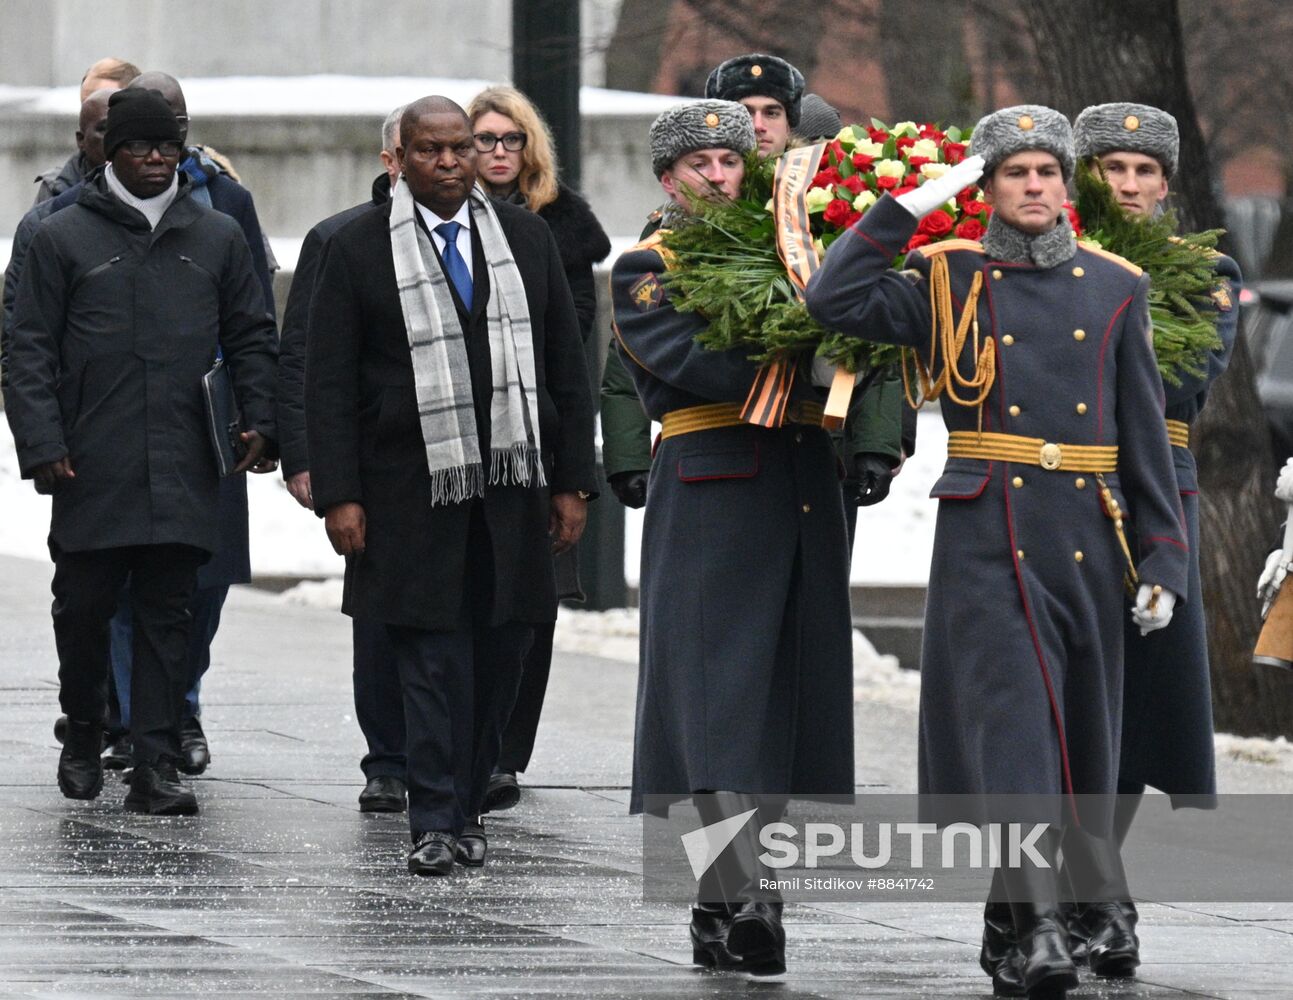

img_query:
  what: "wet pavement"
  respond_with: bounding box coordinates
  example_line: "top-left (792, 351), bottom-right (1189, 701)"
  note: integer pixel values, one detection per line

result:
top-left (2, 552), bottom-right (1292, 998)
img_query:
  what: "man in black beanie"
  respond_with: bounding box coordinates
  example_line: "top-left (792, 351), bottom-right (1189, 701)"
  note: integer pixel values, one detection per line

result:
top-left (5, 85), bottom-right (279, 817)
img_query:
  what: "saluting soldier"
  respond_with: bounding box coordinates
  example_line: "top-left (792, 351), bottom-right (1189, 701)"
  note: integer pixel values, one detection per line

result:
top-left (611, 100), bottom-right (855, 977)
top-left (805, 106), bottom-right (1189, 1000)
top-left (1067, 101), bottom-right (1242, 975)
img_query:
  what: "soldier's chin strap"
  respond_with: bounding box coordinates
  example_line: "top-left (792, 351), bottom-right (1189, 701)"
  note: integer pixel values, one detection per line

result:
top-left (900, 254), bottom-right (994, 431)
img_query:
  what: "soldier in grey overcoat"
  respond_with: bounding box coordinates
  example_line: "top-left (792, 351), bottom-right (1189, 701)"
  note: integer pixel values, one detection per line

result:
top-left (610, 100), bottom-right (855, 977)
top-left (1066, 101), bottom-right (1242, 979)
top-left (805, 106), bottom-right (1189, 999)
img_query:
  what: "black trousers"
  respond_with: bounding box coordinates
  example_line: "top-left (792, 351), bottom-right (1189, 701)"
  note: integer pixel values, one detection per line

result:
top-left (497, 620), bottom-right (554, 774)
top-left (387, 620), bottom-right (533, 836)
top-left (352, 617), bottom-right (406, 780)
top-left (51, 544), bottom-right (203, 766)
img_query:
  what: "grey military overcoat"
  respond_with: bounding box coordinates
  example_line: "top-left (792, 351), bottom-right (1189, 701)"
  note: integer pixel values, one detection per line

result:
top-left (611, 233), bottom-right (856, 814)
top-left (806, 196), bottom-right (1189, 823)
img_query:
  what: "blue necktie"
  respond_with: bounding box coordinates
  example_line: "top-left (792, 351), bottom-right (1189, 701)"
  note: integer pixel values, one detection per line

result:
top-left (434, 221), bottom-right (473, 312)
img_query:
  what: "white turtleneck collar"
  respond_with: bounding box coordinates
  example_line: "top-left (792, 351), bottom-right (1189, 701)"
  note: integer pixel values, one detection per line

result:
top-left (104, 163), bottom-right (179, 230)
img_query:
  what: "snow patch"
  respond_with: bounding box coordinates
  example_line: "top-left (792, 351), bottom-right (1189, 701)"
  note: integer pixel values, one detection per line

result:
top-left (1213, 733), bottom-right (1293, 770)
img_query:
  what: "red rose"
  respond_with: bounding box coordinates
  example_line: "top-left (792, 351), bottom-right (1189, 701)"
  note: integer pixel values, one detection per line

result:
top-left (841, 174), bottom-right (865, 195)
top-left (823, 197), bottom-right (852, 226)
top-left (917, 209), bottom-right (954, 237)
top-left (876, 175), bottom-right (899, 191)
top-left (845, 210), bottom-right (863, 228)
top-left (868, 126), bottom-right (889, 143)
top-left (920, 125), bottom-right (946, 142)
top-left (895, 135), bottom-right (916, 152)
top-left (954, 218), bottom-right (986, 241)
top-left (827, 139), bottom-right (846, 166)
top-left (906, 156), bottom-right (931, 171)
top-left (943, 141), bottom-right (967, 165)
top-left (904, 233), bottom-right (932, 252)
top-left (851, 152), bottom-right (874, 171)
top-left (1064, 201), bottom-right (1083, 237)
top-left (893, 185), bottom-right (917, 199)
top-left (813, 167), bottom-right (843, 188)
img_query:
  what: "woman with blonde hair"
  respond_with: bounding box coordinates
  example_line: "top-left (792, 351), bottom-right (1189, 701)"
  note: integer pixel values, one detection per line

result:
top-left (467, 85), bottom-right (610, 814)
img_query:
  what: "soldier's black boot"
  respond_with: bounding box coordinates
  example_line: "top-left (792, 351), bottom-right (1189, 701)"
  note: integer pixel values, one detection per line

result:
top-left (58, 719), bottom-right (104, 800)
top-left (690, 902), bottom-right (740, 968)
top-left (1061, 825), bottom-right (1138, 978)
top-left (981, 870), bottom-right (1026, 996)
top-left (1004, 832), bottom-right (1077, 1000)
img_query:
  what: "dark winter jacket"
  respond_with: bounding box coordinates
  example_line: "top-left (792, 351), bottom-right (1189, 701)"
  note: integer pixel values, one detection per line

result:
top-left (534, 184), bottom-right (611, 342)
top-left (32, 152), bottom-right (89, 206)
top-left (277, 173), bottom-right (390, 477)
top-left (5, 172), bottom-right (278, 556)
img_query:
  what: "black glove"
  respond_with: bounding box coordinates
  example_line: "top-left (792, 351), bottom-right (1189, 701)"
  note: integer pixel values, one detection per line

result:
top-left (608, 470), bottom-right (648, 509)
top-left (852, 453), bottom-right (895, 507)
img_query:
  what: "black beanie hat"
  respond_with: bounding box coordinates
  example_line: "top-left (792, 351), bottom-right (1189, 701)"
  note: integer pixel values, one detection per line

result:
top-left (704, 53), bottom-right (805, 127)
top-left (104, 88), bottom-right (181, 157)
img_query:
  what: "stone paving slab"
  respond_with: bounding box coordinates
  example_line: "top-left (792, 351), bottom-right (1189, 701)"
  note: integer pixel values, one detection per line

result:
top-left (2, 554), bottom-right (1292, 997)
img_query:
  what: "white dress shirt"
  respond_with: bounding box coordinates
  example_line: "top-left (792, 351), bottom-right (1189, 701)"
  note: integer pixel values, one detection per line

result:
top-left (415, 199), bottom-right (474, 280)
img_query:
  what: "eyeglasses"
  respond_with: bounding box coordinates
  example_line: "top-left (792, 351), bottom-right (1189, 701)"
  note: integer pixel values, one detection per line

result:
top-left (473, 131), bottom-right (527, 153)
top-left (118, 139), bottom-right (184, 158)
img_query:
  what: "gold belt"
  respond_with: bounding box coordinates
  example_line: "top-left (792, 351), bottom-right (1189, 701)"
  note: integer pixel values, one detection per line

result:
top-left (947, 431), bottom-right (1118, 472)
top-left (1165, 419), bottom-right (1190, 448)
top-left (660, 401), bottom-right (824, 439)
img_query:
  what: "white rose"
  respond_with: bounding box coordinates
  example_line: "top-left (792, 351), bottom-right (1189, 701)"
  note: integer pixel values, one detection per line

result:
top-left (764, 198), bottom-right (775, 213)
top-left (919, 162), bottom-right (949, 181)
top-left (873, 159), bottom-right (906, 179)
top-left (813, 238), bottom-right (827, 258)
top-left (892, 121), bottom-right (918, 136)
top-left (834, 125), bottom-right (861, 143)
top-left (852, 190), bottom-right (877, 212)
top-left (908, 138), bottom-right (940, 161)
top-left (852, 139), bottom-right (884, 158)
top-left (805, 187), bottom-right (834, 214)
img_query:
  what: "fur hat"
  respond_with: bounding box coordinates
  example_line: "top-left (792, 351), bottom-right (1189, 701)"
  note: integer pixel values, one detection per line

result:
top-left (969, 104), bottom-right (1075, 180)
top-left (649, 100), bottom-right (756, 178)
top-left (794, 93), bottom-right (842, 142)
top-left (1073, 102), bottom-right (1179, 178)
top-left (704, 53), bottom-right (805, 127)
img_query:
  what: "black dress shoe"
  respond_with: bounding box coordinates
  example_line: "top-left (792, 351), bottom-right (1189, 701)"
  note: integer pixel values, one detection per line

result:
top-left (690, 903), bottom-right (740, 968)
top-left (1083, 901), bottom-right (1140, 978)
top-left (178, 717), bottom-right (210, 775)
top-left (409, 831), bottom-right (457, 876)
top-left (58, 719), bottom-right (104, 800)
top-left (980, 900), bottom-right (1026, 996)
top-left (482, 769), bottom-right (520, 813)
top-left (1015, 911), bottom-right (1078, 998)
top-left (53, 714), bottom-right (68, 745)
top-left (726, 900), bottom-right (786, 976)
top-left (358, 775), bottom-right (407, 813)
top-left (455, 818), bottom-right (487, 867)
top-left (125, 759), bottom-right (198, 816)
top-left (102, 734), bottom-right (133, 771)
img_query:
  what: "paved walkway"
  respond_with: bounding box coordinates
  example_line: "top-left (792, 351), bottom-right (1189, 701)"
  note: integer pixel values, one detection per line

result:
top-left (2, 554), bottom-right (1291, 998)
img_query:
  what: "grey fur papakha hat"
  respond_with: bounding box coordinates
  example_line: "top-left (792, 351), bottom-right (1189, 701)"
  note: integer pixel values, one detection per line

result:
top-left (649, 100), bottom-right (756, 178)
top-left (705, 53), bottom-right (805, 127)
top-left (1073, 102), bottom-right (1179, 178)
top-left (969, 104), bottom-right (1075, 180)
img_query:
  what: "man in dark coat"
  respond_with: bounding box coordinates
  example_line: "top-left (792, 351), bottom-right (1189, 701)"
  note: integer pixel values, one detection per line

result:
top-left (1067, 101), bottom-right (1242, 977)
top-left (611, 100), bottom-right (856, 977)
top-left (306, 96), bottom-right (596, 877)
top-left (5, 88), bottom-right (278, 816)
top-left (805, 105), bottom-right (1188, 998)
top-left (278, 104), bottom-right (408, 814)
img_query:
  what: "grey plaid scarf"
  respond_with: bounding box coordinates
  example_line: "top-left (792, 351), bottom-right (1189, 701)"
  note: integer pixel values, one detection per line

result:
top-left (389, 178), bottom-right (544, 506)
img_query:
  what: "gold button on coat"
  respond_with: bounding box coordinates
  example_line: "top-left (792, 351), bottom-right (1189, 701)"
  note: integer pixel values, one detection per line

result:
top-left (802, 504), bottom-right (811, 513)
top-left (1012, 476), bottom-right (1024, 488)
top-left (1075, 477), bottom-right (1086, 489)
top-left (1009, 405), bottom-right (1021, 417)
top-left (1073, 266), bottom-right (1085, 277)
top-left (1073, 329), bottom-right (1086, 341)
top-left (1076, 402), bottom-right (1088, 415)
top-left (1002, 334), bottom-right (1015, 346)
top-left (992, 269), bottom-right (1003, 280)
top-left (1074, 551), bottom-right (1084, 563)
top-left (1016, 549), bottom-right (1025, 560)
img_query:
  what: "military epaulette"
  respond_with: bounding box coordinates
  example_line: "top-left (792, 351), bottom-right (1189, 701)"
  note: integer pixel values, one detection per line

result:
top-left (623, 230), bottom-right (676, 268)
top-left (911, 239), bottom-right (984, 258)
top-left (1077, 240), bottom-right (1143, 276)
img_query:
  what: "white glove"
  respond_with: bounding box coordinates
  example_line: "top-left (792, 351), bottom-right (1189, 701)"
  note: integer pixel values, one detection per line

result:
top-left (1276, 458), bottom-right (1293, 503)
top-left (1258, 548), bottom-right (1287, 601)
top-left (895, 155), bottom-right (985, 219)
top-left (1131, 584), bottom-right (1177, 636)
top-left (810, 355), bottom-right (867, 389)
